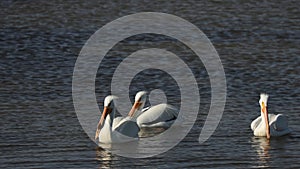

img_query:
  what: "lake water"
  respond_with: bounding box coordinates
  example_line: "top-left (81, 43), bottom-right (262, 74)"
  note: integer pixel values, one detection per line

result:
top-left (1, 0), bottom-right (299, 168)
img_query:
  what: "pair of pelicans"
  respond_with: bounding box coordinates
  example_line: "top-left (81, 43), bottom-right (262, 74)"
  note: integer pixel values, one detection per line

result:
top-left (95, 91), bottom-right (178, 143)
top-left (95, 92), bottom-right (291, 143)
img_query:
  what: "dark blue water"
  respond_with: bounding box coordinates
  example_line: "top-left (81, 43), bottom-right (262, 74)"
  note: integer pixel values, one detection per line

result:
top-left (1, 0), bottom-right (299, 168)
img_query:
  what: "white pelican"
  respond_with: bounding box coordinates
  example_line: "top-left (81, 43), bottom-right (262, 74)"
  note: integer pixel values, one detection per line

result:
top-left (128, 91), bottom-right (179, 128)
top-left (95, 95), bottom-right (140, 143)
top-left (251, 93), bottom-right (291, 139)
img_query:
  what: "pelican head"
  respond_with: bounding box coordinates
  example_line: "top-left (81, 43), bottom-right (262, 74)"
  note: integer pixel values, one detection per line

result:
top-left (95, 95), bottom-right (118, 140)
top-left (259, 93), bottom-right (269, 107)
top-left (128, 91), bottom-right (147, 117)
top-left (259, 93), bottom-right (270, 139)
top-left (135, 91), bottom-right (147, 104)
top-left (104, 95), bottom-right (118, 107)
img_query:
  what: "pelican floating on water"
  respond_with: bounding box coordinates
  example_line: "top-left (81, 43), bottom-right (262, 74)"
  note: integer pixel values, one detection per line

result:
top-left (251, 93), bottom-right (291, 139)
top-left (128, 91), bottom-right (179, 128)
top-left (95, 95), bottom-right (139, 143)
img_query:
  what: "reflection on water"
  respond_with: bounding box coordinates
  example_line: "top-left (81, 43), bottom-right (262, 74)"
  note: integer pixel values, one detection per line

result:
top-left (251, 135), bottom-right (294, 168)
top-left (139, 127), bottom-right (167, 138)
top-left (1, 0), bottom-right (299, 168)
top-left (251, 137), bottom-right (271, 168)
top-left (95, 124), bottom-right (190, 159)
top-left (96, 147), bottom-right (113, 169)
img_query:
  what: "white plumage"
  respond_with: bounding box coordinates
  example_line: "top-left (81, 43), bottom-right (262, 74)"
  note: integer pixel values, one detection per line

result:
top-left (251, 93), bottom-right (291, 138)
top-left (128, 91), bottom-right (179, 128)
top-left (95, 91), bottom-right (179, 143)
top-left (95, 96), bottom-right (139, 143)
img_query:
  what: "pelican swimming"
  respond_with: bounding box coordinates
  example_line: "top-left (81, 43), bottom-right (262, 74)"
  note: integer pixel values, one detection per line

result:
top-left (251, 93), bottom-right (291, 139)
top-left (128, 91), bottom-right (179, 128)
top-left (95, 95), bottom-right (140, 143)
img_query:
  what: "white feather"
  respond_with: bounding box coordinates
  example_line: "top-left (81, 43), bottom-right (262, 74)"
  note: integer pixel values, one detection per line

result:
top-left (251, 93), bottom-right (291, 137)
top-left (98, 95), bottom-right (139, 143)
top-left (104, 95), bottom-right (118, 107)
top-left (259, 93), bottom-right (269, 106)
top-left (135, 91), bottom-right (147, 102)
top-left (136, 103), bottom-right (178, 128)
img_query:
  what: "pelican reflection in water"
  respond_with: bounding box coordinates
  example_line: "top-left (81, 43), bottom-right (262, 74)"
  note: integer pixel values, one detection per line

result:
top-left (251, 137), bottom-right (271, 168)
